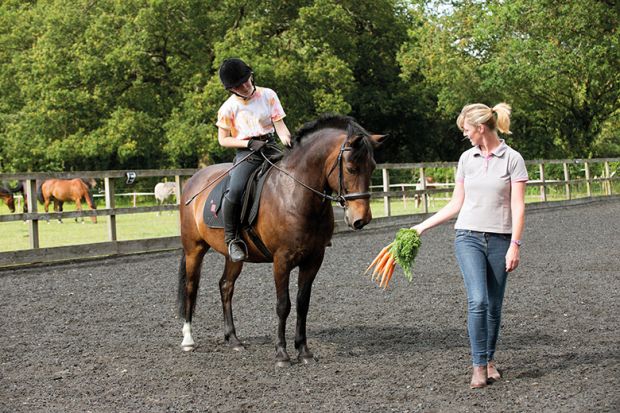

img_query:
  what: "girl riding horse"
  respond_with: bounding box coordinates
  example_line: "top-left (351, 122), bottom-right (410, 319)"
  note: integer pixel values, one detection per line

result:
top-left (216, 58), bottom-right (292, 262)
top-left (178, 114), bottom-right (386, 366)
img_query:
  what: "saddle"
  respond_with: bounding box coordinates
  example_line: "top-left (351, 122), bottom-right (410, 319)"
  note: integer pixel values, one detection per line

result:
top-left (202, 154), bottom-right (281, 258)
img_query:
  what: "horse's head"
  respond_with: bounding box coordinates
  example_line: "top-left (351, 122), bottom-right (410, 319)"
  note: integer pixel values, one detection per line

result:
top-left (0, 187), bottom-right (16, 213)
top-left (325, 121), bottom-right (387, 230)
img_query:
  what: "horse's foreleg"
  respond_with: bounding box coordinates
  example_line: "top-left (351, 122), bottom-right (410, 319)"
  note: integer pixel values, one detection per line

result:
top-left (178, 245), bottom-right (208, 351)
top-left (56, 201), bottom-right (64, 223)
top-left (273, 259), bottom-right (292, 367)
top-left (219, 258), bottom-right (244, 351)
top-left (295, 253), bottom-right (324, 364)
top-left (75, 199), bottom-right (83, 223)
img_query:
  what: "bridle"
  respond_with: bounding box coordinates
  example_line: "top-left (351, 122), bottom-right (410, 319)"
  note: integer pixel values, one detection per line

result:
top-left (262, 135), bottom-right (372, 208)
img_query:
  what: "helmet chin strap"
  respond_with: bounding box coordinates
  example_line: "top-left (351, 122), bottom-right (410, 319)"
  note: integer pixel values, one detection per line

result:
top-left (231, 78), bottom-right (256, 100)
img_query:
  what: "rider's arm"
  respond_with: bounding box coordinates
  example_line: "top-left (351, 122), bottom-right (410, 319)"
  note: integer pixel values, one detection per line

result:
top-left (218, 127), bottom-right (251, 149)
top-left (273, 120), bottom-right (292, 147)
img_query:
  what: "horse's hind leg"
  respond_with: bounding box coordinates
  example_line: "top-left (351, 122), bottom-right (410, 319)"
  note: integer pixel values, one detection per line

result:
top-left (295, 253), bottom-right (324, 364)
top-left (178, 243), bottom-right (209, 351)
top-left (43, 198), bottom-right (51, 223)
top-left (219, 258), bottom-right (244, 351)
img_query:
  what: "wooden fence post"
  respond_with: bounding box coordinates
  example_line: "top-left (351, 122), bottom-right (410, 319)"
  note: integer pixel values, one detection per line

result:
top-left (584, 162), bottom-right (591, 197)
top-left (563, 163), bottom-right (571, 200)
top-left (419, 167), bottom-right (428, 214)
top-left (105, 177), bottom-right (117, 241)
top-left (382, 168), bottom-right (391, 217)
top-left (539, 162), bottom-right (547, 202)
top-left (25, 179), bottom-right (39, 249)
top-left (604, 161), bottom-right (612, 195)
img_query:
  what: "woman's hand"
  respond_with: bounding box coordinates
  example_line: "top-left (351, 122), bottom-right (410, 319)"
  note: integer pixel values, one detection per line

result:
top-left (505, 244), bottom-right (520, 272)
top-left (410, 224), bottom-right (425, 236)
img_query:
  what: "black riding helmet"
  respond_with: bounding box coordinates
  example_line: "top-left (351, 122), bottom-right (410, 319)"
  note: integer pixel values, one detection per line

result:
top-left (219, 58), bottom-right (253, 89)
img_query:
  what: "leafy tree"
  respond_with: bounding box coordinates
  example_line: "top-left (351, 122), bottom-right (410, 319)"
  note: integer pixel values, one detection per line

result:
top-left (399, 0), bottom-right (620, 158)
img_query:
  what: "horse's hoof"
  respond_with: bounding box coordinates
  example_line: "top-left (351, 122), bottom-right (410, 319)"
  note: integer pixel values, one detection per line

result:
top-left (228, 342), bottom-right (244, 352)
top-left (298, 355), bottom-right (316, 365)
top-left (181, 344), bottom-right (196, 352)
top-left (275, 359), bottom-right (291, 368)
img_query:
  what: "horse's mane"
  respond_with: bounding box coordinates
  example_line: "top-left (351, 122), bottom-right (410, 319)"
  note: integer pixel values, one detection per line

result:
top-left (291, 114), bottom-right (374, 162)
top-left (293, 114), bottom-right (369, 144)
top-left (0, 186), bottom-right (11, 196)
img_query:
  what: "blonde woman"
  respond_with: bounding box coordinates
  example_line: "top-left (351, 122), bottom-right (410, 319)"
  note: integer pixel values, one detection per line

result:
top-left (412, 103), bottom-right (528, 389)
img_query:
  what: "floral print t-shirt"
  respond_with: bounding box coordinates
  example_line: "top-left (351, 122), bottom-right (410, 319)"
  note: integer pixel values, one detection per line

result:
top-left (216, 87), bottom-right (286, 140)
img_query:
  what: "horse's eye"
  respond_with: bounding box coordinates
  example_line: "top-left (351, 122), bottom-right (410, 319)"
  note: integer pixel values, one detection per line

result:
top-left (346, 167), bottom-right (358, 174)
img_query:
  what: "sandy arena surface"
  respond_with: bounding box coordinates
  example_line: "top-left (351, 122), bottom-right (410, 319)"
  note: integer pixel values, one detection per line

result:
top-left (1, 200), bottom-right (619, 412)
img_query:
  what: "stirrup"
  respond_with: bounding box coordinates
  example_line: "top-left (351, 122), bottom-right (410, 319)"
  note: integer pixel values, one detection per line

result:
top-left (227, 239), bottom-right (248, 262)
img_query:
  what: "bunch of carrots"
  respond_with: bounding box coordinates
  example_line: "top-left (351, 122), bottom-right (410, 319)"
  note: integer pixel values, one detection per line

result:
top-left (365, 228), bottom-right (422, 289)
top-left (365, 242), bottom-right (397, 289)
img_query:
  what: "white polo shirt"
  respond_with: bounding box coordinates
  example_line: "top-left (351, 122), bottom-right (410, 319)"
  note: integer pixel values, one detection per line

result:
top-left (454, 140), bottom-right (528, 234)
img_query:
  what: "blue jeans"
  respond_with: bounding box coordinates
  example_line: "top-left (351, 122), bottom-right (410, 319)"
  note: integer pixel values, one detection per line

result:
top-left (454, 229), bottom-right (511, 366)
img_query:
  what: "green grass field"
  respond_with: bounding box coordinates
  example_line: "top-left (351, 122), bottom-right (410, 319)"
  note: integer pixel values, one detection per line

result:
top-left (0, 181), bottom-right (615, 253)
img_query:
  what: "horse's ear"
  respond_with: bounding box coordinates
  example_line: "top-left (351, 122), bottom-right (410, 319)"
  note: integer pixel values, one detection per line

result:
top-left (370, 134), bottom-right (388, 148)
top-left (349, 134), bottom-right (365, 148)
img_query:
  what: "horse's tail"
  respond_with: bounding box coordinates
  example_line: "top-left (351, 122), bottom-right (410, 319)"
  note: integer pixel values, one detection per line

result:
top-left (36, 181), bottom-right (44, 204)
top-left (177, 253), bottom-right (188, 319)
top-left (84, 188), bottom-right (96, 209)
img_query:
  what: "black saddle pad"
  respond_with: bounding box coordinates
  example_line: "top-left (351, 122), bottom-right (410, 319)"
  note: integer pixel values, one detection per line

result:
top-left (202, 159), bottom-right (277, 229)
top-left (203, 175), bottom-right (230, 229)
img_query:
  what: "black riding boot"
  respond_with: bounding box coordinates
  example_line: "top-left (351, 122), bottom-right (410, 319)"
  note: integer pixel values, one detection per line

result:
top-left (222, 197), bottom-right (247, 262)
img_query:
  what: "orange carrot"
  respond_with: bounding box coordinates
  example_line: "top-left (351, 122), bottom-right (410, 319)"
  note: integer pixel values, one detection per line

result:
top-left (379, 255), bottom-right (395, 287)
top-left (364, 243), bottom-right (393, 274)
top-left (372, 250), bottom-right (393, 281)
top-left (383, 262), bottom-right (396, 289)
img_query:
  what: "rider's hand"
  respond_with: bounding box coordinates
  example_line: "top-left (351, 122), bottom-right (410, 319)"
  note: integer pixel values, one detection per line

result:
top-left (247, 139), bottom-right (267, 152)
top-left (280, 135), bottom-right (292, 147)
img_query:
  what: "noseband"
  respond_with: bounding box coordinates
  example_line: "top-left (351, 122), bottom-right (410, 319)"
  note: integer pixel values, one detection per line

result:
top-left (325, 137), bottom-right (372, 207)
top-left (262, 135), bottom-right (371, 208)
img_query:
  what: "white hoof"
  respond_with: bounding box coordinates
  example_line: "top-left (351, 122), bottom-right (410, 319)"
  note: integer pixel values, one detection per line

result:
top-left (181, 344), bottom-right (196, 352)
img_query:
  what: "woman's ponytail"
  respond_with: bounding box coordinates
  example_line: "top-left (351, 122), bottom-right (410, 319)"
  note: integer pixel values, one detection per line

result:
top-left (492, 103), bottom-right (512, 134)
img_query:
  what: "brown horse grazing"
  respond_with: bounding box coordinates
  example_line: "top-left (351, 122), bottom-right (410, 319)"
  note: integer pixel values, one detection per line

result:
top-left (0, 186), bottom-right (16, 213)
top-left (178, 115), bottom-right (386, 366)
top-left (37, 178), bottom-right (97, 223)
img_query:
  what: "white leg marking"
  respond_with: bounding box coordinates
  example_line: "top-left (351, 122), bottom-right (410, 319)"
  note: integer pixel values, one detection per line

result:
top-left (181, 321), bottom-right (195, 351)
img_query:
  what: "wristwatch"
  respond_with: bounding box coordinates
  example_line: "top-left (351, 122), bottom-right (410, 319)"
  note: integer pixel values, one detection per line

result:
top-left (511, 239), bottom-right (522, 246)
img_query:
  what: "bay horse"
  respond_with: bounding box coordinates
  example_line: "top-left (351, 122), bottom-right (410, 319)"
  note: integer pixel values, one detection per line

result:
top-left (0, 186), bottom-right (15, 213)
top-left (178, 115), bottom-right (386, 366)
top-left (37, 178), bottom-right (98, 223)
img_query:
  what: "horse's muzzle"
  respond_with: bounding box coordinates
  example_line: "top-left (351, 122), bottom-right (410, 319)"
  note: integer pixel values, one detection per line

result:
top-left (344, 207), bottom-right (371, 230)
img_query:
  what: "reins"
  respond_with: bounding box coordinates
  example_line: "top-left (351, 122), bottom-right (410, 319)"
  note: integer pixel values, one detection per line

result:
top-left (184, 151), bottom-right (255, 206)
top-left (260, 136), bottom-right (371, 208)
top-left (185, 134), bottom-right (372, 208)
